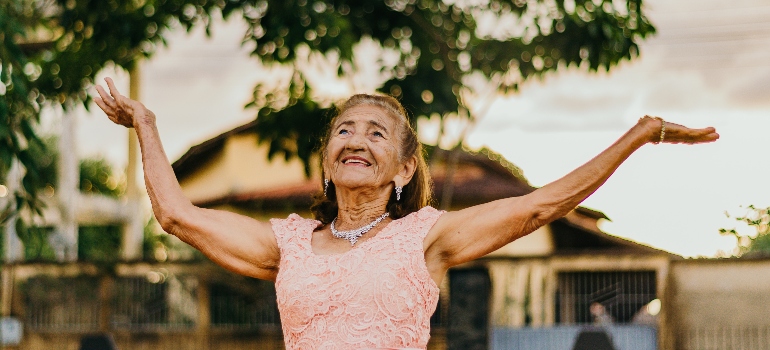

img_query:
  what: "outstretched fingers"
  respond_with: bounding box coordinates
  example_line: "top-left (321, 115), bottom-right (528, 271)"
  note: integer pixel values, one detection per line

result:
top-left (94, 85), bottom-right (118, 120)
top-left (697, 127), bottom-right (720, 143)
top-left (94, 85), bottom-right (115, 109)
top-left (104, 77), bottom-right (132, 113)
top-left (105, 77), bottom-right (122, 98)
top-left (682, 126), bottom-right (719, 143)
top-left (666, 123), bottom-right (719, 144)
top-left (94, 78), bottom-right (134, 127)
top-left (93, 97), bottom-right (113, 115)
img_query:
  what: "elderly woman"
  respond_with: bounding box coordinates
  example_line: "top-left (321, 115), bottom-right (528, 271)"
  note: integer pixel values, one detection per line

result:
top-left (94, 77), bottom-right (718, 349)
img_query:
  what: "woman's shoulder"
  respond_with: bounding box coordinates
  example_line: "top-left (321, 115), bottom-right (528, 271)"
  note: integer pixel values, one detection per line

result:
top-left (270, 213), bottom-right (320, 230)
top-left (270, 214), bottom-right (321, 243)
top-left (409, 206), bottom-right (445, 220)
top-left (395, 206), bottom-right (445, 233)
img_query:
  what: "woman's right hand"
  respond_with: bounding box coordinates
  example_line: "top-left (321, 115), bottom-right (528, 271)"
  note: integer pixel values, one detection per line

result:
top-left (94, 77), bottom-right (155, 128)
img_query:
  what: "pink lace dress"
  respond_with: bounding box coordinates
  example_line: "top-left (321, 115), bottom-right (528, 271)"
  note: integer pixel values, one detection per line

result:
top-left (270, 206), bottom-right (444, 350)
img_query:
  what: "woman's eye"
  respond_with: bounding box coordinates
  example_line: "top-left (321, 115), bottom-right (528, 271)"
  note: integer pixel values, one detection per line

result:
top-left (338, 129), bottom-right (349, 135)
top-left (372, 131), bottom-right (384, 138)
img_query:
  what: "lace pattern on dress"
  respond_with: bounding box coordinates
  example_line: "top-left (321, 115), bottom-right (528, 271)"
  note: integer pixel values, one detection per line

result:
top-left (270, 206), bottom-right (445, 350)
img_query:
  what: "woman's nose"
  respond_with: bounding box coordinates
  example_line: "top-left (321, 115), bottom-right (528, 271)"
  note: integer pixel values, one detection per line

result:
top-left (345, 132), bottom-right (366, 150)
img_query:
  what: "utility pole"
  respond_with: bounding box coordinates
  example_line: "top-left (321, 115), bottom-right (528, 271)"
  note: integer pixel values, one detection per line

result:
top-left (2, 161), bottom-right (22, 324)
top-left (2, 161), bottom-right (24, 263)
top-left (55, 103), bottom-right (79, 261)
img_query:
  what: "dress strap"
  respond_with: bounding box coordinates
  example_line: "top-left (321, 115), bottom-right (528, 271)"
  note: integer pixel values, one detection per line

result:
top-left (270, 214), bottom-right (319, 252)
top-left (411, 206), bottom-right (445, 240)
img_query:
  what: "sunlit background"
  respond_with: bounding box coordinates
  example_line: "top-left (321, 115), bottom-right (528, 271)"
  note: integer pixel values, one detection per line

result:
top-left (46, 0), bottom-right (769, 257)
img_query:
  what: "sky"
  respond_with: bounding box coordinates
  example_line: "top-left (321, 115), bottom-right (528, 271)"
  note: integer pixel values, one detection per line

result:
top-left (51, 0), bottom-right (770, 257)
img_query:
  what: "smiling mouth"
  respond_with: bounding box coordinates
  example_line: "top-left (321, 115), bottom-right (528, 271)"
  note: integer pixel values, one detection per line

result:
top-left (342, 157), bottom-right (372, 166)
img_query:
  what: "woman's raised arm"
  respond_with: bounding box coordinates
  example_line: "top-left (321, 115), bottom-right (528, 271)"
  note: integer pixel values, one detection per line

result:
top-left (425, 116), bottom-right (719, 275)
top-left (94, 78), bottom-right (280, 280)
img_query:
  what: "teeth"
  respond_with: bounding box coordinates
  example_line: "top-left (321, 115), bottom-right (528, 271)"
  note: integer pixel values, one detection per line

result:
top-left (344, 159), bottom-right (369, 165)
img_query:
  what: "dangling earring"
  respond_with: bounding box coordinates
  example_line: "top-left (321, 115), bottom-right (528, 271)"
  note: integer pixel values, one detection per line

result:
top-left (395, 186), bottom-right (403, 201)
top-left (324, 179), bottom-right (330, 197)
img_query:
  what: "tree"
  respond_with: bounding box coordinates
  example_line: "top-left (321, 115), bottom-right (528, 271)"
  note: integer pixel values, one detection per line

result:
top-left (720, 205), bottom-right (770, 257)
top-left (1, 0), bottom-right (224, 218)
top-left (2, 0), bottom-right (655, 213)
top-left (236, 0), bottom-right (656, 173)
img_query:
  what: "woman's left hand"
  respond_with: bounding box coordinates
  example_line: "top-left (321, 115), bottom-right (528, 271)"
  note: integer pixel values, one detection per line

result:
top-left (639, 116), bottom-right (720, 144)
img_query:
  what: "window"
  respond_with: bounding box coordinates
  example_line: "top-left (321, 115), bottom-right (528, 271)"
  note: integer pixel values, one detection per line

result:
top-left (556, 271), bottom-right (657, 325)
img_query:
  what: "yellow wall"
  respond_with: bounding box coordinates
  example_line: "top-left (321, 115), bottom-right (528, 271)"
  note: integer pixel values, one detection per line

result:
top-left (179, 133), bottom-right (318, 204)
top-left (668, 259), bottom-right (770, 327)
top-left (664, 259), bottom-right (770, 349)
top-left (485, 225), bottom-right (555, 258)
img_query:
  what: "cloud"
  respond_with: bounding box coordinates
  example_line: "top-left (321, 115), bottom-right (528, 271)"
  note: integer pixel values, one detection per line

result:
top-left (727, 67), bottom-right (770, 107)
top-left (478, 63), bottom-right (649, 132)
top-left (639, 67), bottom-right (729, 112)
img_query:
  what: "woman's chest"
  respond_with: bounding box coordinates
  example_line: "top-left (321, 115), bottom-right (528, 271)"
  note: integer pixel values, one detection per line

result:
top-left (275, 243), bottom-right (432, 317)
top-left (278, 242), bottom-right (421, 293)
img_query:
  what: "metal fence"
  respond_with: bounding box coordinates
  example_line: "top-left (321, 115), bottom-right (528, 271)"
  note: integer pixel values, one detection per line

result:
top-left (210, 281), bottom-right (280, 330)
top-left (112, 275), bottom-right (198, 331)
top-left (18, 266), bottom-right (667, 349)
top-left (25, 276), bottom-right (100, 332)
top-left (23, 271), bottom-right (281, 333)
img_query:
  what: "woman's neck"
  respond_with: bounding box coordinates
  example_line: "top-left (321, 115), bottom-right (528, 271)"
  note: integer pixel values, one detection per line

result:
top-left (334, 188), bottom-right (390, 229)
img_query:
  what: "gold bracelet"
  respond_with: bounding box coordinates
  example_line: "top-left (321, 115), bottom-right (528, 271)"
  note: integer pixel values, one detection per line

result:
top-left (653, 116), bottom-right (665, 144)
top-left (641, 115), bottom-right (666, 144)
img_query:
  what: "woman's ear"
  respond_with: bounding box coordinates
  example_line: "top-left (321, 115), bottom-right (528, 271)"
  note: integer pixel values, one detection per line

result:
top-left (393, 155), bottom-right (418, 187)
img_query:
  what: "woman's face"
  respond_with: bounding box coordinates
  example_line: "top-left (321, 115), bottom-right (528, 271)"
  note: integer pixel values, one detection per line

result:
top-left (324, 105), bottom-right (406, 191)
